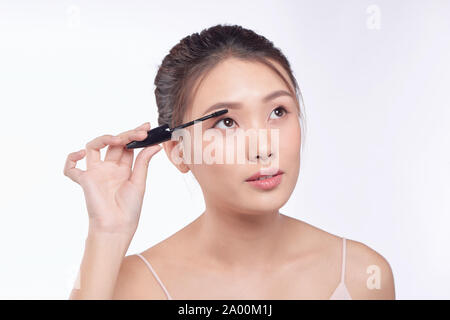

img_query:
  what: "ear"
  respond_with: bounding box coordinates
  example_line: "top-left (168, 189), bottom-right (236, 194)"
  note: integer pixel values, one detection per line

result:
top-left (162, 139), bottom-right (190, 173)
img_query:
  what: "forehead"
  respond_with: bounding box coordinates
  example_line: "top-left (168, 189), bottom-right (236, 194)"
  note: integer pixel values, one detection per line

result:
top-left (185, 57), bottom-right (294, 120)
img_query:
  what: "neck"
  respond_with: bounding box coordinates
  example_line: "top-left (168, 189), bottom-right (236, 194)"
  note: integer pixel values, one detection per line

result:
top-left (192, 203), bottom-right (287, 272)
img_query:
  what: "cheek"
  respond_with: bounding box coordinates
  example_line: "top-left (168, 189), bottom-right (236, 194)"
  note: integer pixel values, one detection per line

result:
top-left (190, 136), bottom-right (237, 182)
top-left (276, 119), bottom-right (301, 158)
top-left (193, 163), bottom-right (238, 196)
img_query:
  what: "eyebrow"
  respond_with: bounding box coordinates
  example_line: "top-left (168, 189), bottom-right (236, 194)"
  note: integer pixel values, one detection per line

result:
top-left (200, 89), bottom-right (294, 117)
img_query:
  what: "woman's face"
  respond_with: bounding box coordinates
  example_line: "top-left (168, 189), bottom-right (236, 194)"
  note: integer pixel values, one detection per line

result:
top-left (169, 57), bottom-right (301, 215)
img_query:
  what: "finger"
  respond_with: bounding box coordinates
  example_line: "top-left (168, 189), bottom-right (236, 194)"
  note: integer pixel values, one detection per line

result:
top-left (134, 122), bottom-right (150, 131)
top-left (104, 131), bottom-right (146, 163)
top-left (104, 122), bottom-right (151, 163)
top-left (85, 134), bottom-right (122, 168)
top-left (64, 149), bottom-right (86, 184)
top-left (129, 145), bottom-right (162, 192)
top-left (118, 130), bottom-right (156, 168)
top-left (119, 122), bottom-right (152, 167)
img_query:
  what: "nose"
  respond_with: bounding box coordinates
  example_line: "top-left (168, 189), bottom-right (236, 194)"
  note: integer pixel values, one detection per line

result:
top-left (248, 130), bottom-right (274, 163)
top-left (253, 151), bottom-right (272, 161)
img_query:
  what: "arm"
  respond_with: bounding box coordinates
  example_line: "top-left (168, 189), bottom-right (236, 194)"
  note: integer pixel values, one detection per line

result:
top-left (63, 122), bottom-right (162, 300)
top-left (69, 232), bottom-right (131, 300)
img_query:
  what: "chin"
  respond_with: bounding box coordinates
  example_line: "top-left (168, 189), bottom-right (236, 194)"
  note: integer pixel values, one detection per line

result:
top-left (239, 192), bottom-right (289, 215)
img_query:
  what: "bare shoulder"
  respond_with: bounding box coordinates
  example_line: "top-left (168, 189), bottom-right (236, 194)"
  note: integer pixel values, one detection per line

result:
top-left (282, 215), bottom-right (395, 299)
top-left (345, 238), bottom-right (396, 299)
top-left (112, 250), bottom-right (169, 300)
top-left (112, 220), bottom-right (199, 300)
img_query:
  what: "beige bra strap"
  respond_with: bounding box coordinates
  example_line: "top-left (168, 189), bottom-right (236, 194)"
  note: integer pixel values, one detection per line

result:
top-left (135, 253), bottom-right (173, 300)
top-left (341, 237), bottom-right (347, 283)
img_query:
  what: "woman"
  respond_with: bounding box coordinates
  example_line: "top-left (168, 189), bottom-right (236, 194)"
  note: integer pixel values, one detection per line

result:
top-left (64, 24), bottom-right (395, 300)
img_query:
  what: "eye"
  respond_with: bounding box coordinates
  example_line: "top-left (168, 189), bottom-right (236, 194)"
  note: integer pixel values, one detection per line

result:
top-left (269, 106), bottom-right (289, 119)
top-left (212, 117), bottom-right (236, 129)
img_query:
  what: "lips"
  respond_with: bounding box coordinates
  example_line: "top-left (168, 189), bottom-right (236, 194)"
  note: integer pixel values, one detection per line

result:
top-left (245, 169), bottom-right (284, 182)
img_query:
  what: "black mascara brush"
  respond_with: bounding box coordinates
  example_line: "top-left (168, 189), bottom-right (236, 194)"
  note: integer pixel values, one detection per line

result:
top-left (126, 109), bottom-right (228, 149)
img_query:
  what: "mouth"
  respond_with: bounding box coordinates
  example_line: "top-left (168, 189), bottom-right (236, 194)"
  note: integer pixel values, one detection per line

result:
top-left (245, 169), bottom-right (284, 182)
top-left (245, 169), bottom-right (284, 190)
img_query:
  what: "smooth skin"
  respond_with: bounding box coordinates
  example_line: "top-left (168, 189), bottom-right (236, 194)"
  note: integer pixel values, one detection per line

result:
top-left (65, 57), bottom-right (395, 300)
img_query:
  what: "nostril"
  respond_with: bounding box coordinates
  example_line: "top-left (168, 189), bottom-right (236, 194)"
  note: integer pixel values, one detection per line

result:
top-left (256, 153), bottom-right (272, 159)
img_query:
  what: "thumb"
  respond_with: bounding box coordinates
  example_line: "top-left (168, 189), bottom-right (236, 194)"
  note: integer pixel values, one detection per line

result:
top-left (130, 144), bottom-right (162, 191)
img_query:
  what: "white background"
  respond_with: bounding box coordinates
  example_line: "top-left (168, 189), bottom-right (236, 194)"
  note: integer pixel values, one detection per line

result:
top-left (0, 0), bottom-right (449, 299)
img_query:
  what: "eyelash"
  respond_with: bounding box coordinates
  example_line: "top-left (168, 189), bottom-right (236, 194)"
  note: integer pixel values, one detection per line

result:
top-left (211, 106), bottom-right (290, 129)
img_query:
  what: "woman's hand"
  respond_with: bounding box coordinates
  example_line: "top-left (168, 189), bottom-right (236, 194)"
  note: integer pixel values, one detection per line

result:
top-left (63, 122), bottom-right (162, 238)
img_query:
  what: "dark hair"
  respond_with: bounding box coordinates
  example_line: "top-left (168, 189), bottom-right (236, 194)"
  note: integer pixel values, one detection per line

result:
top-left (154, 23), bottom-right (305, 143)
